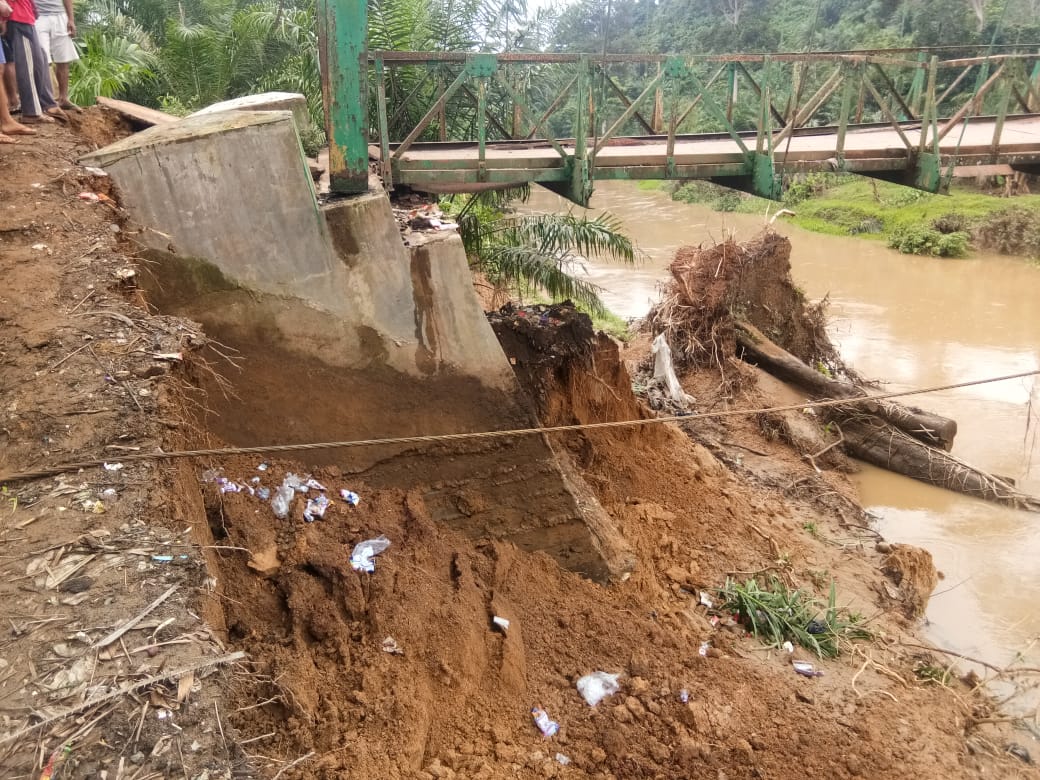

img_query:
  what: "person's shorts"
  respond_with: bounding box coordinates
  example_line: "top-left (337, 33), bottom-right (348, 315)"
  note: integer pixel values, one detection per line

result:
top-left (35, 12), bottom-right (78, 64)
top-left (0, 34), bottom-right (11, 66)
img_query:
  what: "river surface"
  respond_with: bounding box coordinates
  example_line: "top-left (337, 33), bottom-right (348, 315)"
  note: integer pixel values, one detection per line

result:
top-left (527, 182), bottom-right (1040, 701)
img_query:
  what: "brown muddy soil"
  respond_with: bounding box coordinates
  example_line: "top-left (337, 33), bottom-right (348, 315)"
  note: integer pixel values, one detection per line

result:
top-left (1, 115), bottom-right (1037, 780)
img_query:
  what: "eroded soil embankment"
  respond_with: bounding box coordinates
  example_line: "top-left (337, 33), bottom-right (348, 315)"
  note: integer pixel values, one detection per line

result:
top-left (177, 304), bottom-right (1037, 779)
top-left (2, 115), bottom-right (1035, 780)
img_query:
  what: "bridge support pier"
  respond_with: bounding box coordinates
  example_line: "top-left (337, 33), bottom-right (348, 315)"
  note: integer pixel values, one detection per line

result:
top-left (317, 0), bottom-right (369, 195)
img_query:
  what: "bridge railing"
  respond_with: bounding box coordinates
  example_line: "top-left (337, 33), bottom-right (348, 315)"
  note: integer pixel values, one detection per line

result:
top-left (361, 49), bottom-right (1040, 201)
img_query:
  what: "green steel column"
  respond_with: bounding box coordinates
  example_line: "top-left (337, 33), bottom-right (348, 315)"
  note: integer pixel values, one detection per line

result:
top-left (317, 0), bottom-right (369, 194)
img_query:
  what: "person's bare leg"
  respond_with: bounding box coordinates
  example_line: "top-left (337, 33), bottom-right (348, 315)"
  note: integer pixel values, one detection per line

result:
top-left (54, 61), bottom-right (78, 109)
top-left (0, 74), bottom-right (34, 138)
top-left (2, 63), bottom-right (16, 112)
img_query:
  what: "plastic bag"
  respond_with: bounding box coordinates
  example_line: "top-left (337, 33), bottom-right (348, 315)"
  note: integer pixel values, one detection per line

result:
top-left (350, 536), bottom-right (391, 573)
top-left (271, 482), bottom-right (295, 518)
top-left (651, 333), bottom-right (693, 406)
top-left (576, 671), bottom-right (621, 706)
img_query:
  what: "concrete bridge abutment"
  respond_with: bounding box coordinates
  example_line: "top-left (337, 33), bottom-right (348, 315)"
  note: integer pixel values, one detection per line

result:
top-left (81, 110), bottom-right (634, 582)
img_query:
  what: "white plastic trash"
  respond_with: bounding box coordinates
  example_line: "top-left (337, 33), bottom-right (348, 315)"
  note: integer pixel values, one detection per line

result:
top-left (350, 536), bottom-right (391, 573)
top-left (576, 671), bottom-right (621, 706)
top-left (651, 333), bottom-right (694, 406)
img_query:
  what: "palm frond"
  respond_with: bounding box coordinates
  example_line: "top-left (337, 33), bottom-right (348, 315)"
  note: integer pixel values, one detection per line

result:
top-left (490, 212), bottom-right (639, 265)
top-left (482, 244), bottom-right (609, 313)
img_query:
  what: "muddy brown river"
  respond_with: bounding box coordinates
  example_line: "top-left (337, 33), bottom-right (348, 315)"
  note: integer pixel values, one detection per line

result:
top-left (528, 182), bottom-right (1040, 701)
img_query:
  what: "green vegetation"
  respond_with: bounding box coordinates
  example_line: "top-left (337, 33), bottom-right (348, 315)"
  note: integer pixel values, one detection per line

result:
top-left (662, 174), bottom-right (1040, 259)
top-left (718, 576), bottom-right (871, 658)
top-left (443, 187), bottom-right (639, 317)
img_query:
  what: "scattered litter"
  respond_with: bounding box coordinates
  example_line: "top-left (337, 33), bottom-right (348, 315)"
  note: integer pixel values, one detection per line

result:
top-left (113, 267), bottom-right (136, 281)
top-left (152, 351), bottom-right (183, 361)
top-left (651, 333), bottom-right (694, 406)
top-left (102, 462), bottom-right (124, 471)
top-left (555, 753), bottom-right (571, 766)
top-left (303, 494), bottom-right (330, 522)
top-left (339, 489), bottom-right (360, 506)
top-left (78, 192), bottom-right (100, 202)
top-left (709, 615), bottom-right (720, 627)
top-left (271, 482), bottom-right (295, 519)
top-left (257, 463), bottom-right (268, 471)
top-left (32, 243), bottom-right (48, 251)
top-left (679, 689), bottom-right (689, 703)
top-left (350, 536), bottom-right (391, 573)
top-left (698, 641), bottom-right (710, 657)
top-left (782, 641), bottom-right (795, 654)
top-left (381, 637), bottom-right (404, 655)
top-left (305, 478), bottom-right (327, 491)
top-left (101, 488), bottom-right (117, 498)
top-left (256, 487), bottom-right (271, 501)
top-left (806, 620), bottom-right (827, 635)
top-left (81, 499), bottom-right (105, 514)
top-left (793, 660), bottom-right (824, 678)
top-left (284, 473), bottom-right (308, 493)
top-left (250, 476), bottom-right (260, 484)
top-left (152, 555), bottom-right (189, 564)
top-left (40, 744), bottom-right (71, 780)
top-left (576, 671), bottom-right (621, 706)
top-left (216, 478), bottom-right (244, 494)
top-left (492, 616), bottom-right (510, 633)
top-left (531, 707), bottom-right (559, 738)
top-left (157, 709), bottom-right (172, 720)
top-left (698, 591), bottom-right (714, 609)
top-left (1007, 743), bottom-right (1032, 764)
top-left (84, 166), bottom-right (108, 177)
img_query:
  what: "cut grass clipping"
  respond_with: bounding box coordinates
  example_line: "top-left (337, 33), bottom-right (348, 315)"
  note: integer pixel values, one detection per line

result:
top-left (719, 577), bottom-right (871, 658)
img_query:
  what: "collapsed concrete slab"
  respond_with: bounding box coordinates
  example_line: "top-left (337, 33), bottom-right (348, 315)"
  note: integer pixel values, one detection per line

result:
top-left (189, 91), bottom-right (311, 133)
top-left (81, 111), bottom-right (634, 581)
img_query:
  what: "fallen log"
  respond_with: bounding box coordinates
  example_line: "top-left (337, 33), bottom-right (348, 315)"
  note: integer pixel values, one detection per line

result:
top-left (735, 321), bottom-right (957, 450)
top-left (734, 322), bottom-right (1040, 512)
top-left (841, 417), bottom-right (1040, 512)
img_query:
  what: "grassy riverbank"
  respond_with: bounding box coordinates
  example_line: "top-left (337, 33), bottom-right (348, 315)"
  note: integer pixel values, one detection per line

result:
top-left (643, 176), bottom-right (1040, 260)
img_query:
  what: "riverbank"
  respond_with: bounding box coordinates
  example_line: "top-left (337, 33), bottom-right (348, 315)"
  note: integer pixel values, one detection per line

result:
top-left (2, 115), bottom-right (1038, 778)
top-left (646, 175), bottom-right (1040, 259)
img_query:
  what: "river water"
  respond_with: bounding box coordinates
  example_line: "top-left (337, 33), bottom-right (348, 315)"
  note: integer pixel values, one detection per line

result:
top-left (527, 182), bottom-right (1040, 696)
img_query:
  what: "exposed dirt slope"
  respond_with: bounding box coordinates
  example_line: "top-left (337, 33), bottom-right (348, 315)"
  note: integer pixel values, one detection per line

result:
top-left (1, 117), bottom-right (1036, 780)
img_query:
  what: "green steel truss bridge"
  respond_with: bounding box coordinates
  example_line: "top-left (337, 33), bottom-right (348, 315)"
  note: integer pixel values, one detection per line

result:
top-left (317, 7), bottom-right (1040, 205)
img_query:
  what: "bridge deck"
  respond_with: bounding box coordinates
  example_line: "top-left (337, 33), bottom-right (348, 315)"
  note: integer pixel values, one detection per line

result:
top-left (380, 115), bottom-right (1040, 192)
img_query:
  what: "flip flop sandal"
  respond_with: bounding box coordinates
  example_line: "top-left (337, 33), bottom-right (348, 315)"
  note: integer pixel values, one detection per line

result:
top-left (59, 101), bottom-right (82, 112)
top-left (44, 107), bottom-right (69, 123)
top-left (20, 114), bottom-right (54, 124)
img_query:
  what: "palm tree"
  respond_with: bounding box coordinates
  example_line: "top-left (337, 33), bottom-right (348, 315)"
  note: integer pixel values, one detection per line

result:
top-left (451, 187), bottom-right (639, 315)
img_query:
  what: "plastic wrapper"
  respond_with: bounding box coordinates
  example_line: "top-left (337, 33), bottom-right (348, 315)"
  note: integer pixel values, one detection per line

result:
top-left (576, 671), bottom-right (621, 706)
top-left (350, 536), bottom-right (391, 573)
top-left (531, 707), bottom-right (559, 738)
top-left (304, 494), bottom-right (331, 522)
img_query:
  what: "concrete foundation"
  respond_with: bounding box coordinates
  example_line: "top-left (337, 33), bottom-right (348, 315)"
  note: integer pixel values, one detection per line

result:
top-left (190, 92), bottom-right (311, 132)
top-left (81, 111), bottom-right (633, 581)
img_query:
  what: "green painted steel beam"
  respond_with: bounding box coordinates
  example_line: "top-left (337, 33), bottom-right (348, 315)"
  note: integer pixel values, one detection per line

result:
top-left (317, 0), bottom-right (369, 194)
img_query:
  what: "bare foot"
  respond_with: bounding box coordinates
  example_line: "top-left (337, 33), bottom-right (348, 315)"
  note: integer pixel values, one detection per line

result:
top-left (59, 101), bottom-right (82, 113)
top-left (0, 132), bottom-right (17, 144)
top-left (44, 107), bottom-right (69, 123)
top-left (0, 120), bottom-right (36, 135)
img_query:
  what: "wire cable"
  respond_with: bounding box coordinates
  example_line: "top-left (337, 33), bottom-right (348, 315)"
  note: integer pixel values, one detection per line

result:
top-left (1, 369), bottom-right (1037, 484)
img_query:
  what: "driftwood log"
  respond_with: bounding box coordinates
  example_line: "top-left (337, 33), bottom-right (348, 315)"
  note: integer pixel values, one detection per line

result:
top-left (735, 321), bottom-right (1040, 512)
top-left (735, 322), bottom-right (957, 450)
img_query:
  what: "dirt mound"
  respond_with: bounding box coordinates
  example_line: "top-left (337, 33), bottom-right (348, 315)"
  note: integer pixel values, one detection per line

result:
top-left (881, 544), bottom-right (941, 619)
top-left (646, 231), bottom-right (839, 372)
